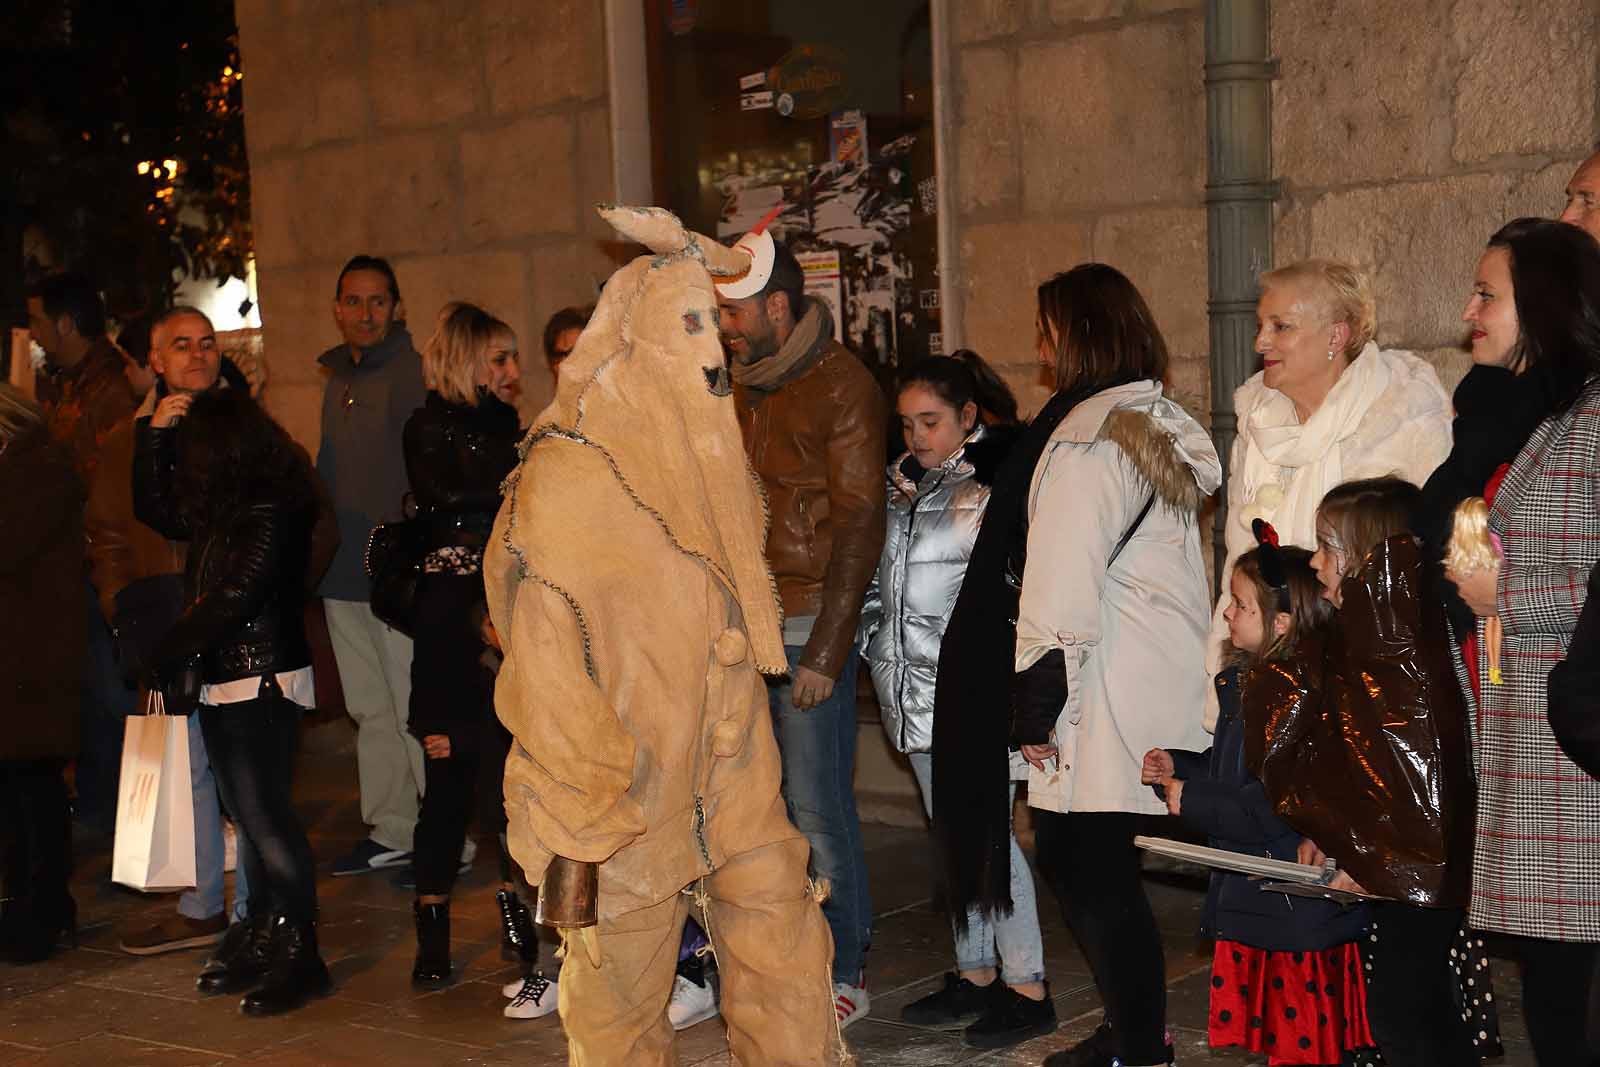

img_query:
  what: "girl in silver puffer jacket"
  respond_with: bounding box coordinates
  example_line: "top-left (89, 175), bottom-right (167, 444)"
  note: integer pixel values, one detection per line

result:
top-left (859, 353), bottom-right (1055, 1050)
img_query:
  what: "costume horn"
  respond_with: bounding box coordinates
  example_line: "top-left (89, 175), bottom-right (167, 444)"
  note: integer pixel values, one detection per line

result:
top-left (595, 203), bottom-right (754, 279)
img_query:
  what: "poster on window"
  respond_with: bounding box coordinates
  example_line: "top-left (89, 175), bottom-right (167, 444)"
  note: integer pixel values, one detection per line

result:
top-left (796, 251), bottom-right (844, 343)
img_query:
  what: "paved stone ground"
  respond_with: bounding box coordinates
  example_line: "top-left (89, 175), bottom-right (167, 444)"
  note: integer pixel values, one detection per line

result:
top-left (1, 735), bottom-right (1537, 1065)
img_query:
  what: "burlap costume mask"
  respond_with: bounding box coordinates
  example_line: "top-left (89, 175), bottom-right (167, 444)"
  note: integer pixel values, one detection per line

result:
top-left (484, 206), bottom-right (846, 1065)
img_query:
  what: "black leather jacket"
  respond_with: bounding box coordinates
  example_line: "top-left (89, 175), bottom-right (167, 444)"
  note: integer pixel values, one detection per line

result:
top-left (402, 391), bottom-right (521, 552)
top-left (134, 419), bottom-right (314, 684)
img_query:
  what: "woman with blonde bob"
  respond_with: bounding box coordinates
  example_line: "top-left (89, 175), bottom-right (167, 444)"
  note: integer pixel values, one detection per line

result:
top-left (401, 303), bottom-right (553, 1014)
top-left (1206, 258), bottom-right (1453, 727)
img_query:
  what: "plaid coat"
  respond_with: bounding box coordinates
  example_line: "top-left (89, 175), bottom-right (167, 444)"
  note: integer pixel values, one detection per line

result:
top-left (1469, 377), bottom-right (1600, 941)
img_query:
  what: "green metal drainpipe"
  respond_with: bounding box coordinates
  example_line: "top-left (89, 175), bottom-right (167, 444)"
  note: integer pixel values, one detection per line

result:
top-left (1205, 0), bottom-right (1280, 590)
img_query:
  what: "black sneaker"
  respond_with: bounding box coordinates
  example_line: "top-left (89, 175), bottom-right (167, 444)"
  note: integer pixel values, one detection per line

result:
top-left (963, 981), bottom-right (1057, 1049)
top-left (900, 972), bottom-right (992, 1029)
top-left (1041, 1023), bottom-right (1176, 1067)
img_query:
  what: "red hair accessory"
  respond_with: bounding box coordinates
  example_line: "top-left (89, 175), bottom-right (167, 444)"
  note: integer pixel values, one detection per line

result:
top-left (1252, 519), bottom-right (1281, 548)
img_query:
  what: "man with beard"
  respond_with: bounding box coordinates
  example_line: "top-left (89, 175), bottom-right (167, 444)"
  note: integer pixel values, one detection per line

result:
top-left (716, 232), bottom-right (886, 1026)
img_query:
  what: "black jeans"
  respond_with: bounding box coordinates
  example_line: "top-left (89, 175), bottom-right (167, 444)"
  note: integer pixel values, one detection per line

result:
top-left (1504, 933), bottom-right (1600, 1065)
top-left (198, 678), bottom-right (316, 923)
top-left (1362, 901), bottom-right (1478, 1067)
top-left (415, 740), bottom-right (480, 896)
top-left (1035, 810), bottom-right (1169, 1065)
top-left (0, 759), bottom-right (72, 909)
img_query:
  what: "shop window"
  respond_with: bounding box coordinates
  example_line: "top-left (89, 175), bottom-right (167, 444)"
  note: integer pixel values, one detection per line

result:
top-left (644, 0), bottom-right (938, 394)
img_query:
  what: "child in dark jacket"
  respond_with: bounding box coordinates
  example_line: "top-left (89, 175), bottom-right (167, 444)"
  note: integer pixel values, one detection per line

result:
top-left (1143, 538), bottom-right (1379, 1066)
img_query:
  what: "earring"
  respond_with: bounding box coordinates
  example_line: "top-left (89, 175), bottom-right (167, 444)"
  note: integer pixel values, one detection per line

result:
top-left (1327, 348), bottom-right (1336, 361)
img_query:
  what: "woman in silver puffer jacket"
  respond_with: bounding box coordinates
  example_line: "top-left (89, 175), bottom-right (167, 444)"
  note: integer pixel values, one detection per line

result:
top-left (859, 353), bottom-right (1055, 1050)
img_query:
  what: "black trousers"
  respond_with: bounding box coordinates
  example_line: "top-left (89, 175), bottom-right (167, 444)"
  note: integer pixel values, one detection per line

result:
top-left (1503, 933), bottom-right (1600, 1066)
top-left (1361, 901), bottom-right (1478, 1067)
top-left (410, 570), bottom-right (518, 895)
top-left (198, 679), bottom-right (316, 923)
top-left (413, 709), bottom-right (518, 894)
top-left (1035, 810), bottom-right (1169, 1066)
top-left (0, 759), bottom-right (72, 910)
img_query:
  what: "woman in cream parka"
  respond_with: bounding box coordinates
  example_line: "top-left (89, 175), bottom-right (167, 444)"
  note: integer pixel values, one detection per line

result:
top-left (1011, 265), bottom-right (1220, 1067)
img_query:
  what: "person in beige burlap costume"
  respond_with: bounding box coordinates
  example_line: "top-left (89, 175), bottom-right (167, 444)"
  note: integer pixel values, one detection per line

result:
top-left (484, 205), bottom-right (850, 1066)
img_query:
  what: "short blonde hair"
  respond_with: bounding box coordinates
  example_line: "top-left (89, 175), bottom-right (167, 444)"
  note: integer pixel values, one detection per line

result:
top-left (1261, 258), bottom-right (1377, 361)
top-left (421, 302), bottom-right (516, 406)
top-left (0, 384), bottom-right (44, 446)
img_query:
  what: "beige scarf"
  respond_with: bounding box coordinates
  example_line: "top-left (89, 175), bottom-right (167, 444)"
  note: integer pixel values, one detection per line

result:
top-left (728, 299), bottom-right (833, 392)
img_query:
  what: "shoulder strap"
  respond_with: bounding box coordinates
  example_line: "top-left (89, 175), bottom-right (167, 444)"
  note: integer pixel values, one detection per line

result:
top-left (1107, 493), bottom-right (1156, 569)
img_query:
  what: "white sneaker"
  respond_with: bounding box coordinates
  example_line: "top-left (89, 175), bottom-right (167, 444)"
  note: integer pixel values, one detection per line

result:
top-left (834, 982), bottom-right (870, 1029)
top-left (223, 820), bottom-right (238, 873)
top-left (504, 972), bottom-right (558, 1019)
top-left (668, 973), bottom-right (719, 1031)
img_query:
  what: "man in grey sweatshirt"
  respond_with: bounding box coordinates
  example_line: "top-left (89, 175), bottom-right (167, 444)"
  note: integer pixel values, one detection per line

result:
top-left (316, 256), bottom-right (429, 875)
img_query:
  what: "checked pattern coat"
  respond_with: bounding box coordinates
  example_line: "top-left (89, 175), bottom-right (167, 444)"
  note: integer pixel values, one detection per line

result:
top-left (1469, 376), bottom-right (1600, 941)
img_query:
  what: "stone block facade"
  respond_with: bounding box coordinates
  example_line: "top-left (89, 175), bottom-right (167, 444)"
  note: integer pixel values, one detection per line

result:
top-left (948, 0), bottom-right (1600, 420)
top-left (948, 2), bottom-right (1210, 418)
top-left (1273, 0), bottom-right (1600, 394)
top-left (237, 0), bottom-right (621, 450)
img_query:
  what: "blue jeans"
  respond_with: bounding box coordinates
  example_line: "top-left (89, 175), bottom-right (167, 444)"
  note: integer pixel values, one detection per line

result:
top-left (180, 713), bottom-right (251, 923)
top-left (78, 583), bottom-right (129, 830)
top-left (906, 753), bottom-right (1045, 985)
top-left (768, 647), bottom-right (871, 985)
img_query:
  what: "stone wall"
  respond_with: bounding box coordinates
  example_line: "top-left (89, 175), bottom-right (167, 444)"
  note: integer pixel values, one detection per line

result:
top-left (1272, 0), bottom-right (1599, 392)
top-left (947, 0), bottom-right (1600, 419)
top-left (949, 1), bottom-right (1211, 419)
top-left (236, 0), bottom-right (622, 450)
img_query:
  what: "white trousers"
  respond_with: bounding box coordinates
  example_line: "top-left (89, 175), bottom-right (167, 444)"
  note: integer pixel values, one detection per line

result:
top-left (324, 599), bottom-right (423, 852)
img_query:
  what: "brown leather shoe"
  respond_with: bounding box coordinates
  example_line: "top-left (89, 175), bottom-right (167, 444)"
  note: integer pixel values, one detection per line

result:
top-left (119, 912), bottom-right (227, 955)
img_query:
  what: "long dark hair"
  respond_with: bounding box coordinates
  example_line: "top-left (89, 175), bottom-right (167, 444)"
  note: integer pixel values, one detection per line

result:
top-left (174, 388), bottom-right (314, 530)
top-left (1038, 263), bottom-right (1169, 396)
top-left (1488, 217), bottom-right (1600, 416)
top-left (898, 349), bottom-right (1019, 425)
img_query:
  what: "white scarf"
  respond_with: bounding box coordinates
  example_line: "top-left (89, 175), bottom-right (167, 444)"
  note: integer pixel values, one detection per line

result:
top-left (1236, 341), bottom-right (1394, 550)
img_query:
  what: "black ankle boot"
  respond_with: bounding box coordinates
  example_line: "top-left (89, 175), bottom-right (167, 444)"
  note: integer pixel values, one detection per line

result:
top-left (198, 914), bottom-right (272, 995)
top-left (0, 892), bottom-right (76, 964)
top-left (411, 900), bottom-right (451, 984)
top-left (241, 917), bottom-right (332, 1016)
top-left (496, 889), bottom-right (536, 965)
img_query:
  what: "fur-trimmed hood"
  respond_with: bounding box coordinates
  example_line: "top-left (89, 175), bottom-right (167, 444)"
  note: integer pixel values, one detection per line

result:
top-left (1045, 379), bottom-right (1221, 512)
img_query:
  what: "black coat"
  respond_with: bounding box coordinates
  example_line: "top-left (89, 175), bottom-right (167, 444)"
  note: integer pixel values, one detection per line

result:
top-left (402, 391), bottom-right (521, 745)
top-left (403, 391), bottom-right (521, 552)
top-left (1165, 668), bottom-right (1368, 951)
top-left (0, 427), bottom-right (84, 760)
top-left (1413, 365), bottom-right (1547, 639)
top-left (134, 421), bottom-right (315, 685)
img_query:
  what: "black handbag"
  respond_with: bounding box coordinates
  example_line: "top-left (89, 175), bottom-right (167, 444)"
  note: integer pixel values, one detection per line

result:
top-left (365, 494), bottom-right (429, 636)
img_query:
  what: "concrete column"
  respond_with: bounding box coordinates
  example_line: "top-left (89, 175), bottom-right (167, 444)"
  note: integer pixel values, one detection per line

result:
top-left (1205, 0), bottom-right (1278, 585)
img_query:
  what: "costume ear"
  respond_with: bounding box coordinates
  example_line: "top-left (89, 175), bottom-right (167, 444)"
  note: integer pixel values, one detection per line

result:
top-left (598, 204), bottom-right (691, 255)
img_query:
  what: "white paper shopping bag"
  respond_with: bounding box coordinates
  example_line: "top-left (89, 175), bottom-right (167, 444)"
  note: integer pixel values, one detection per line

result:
top-left (112, 692), bottom-right (197, 892)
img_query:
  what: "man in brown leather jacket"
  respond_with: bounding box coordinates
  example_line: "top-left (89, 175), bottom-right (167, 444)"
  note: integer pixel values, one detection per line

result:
top-left (718, 238), bottom-right (886, 1024)
top-left (27, 272), bottom-right (140, 488)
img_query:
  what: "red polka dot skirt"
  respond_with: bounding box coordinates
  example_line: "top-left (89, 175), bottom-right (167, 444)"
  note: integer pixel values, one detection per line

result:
top-left (1208, 940), bottom-right (1379, 1066)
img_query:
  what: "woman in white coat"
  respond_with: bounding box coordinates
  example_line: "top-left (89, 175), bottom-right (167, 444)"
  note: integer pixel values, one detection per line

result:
top-left (1206, 260), bottom-right (1452, 726)
top-left (1010, 265), bottom-right (1222, 1067)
